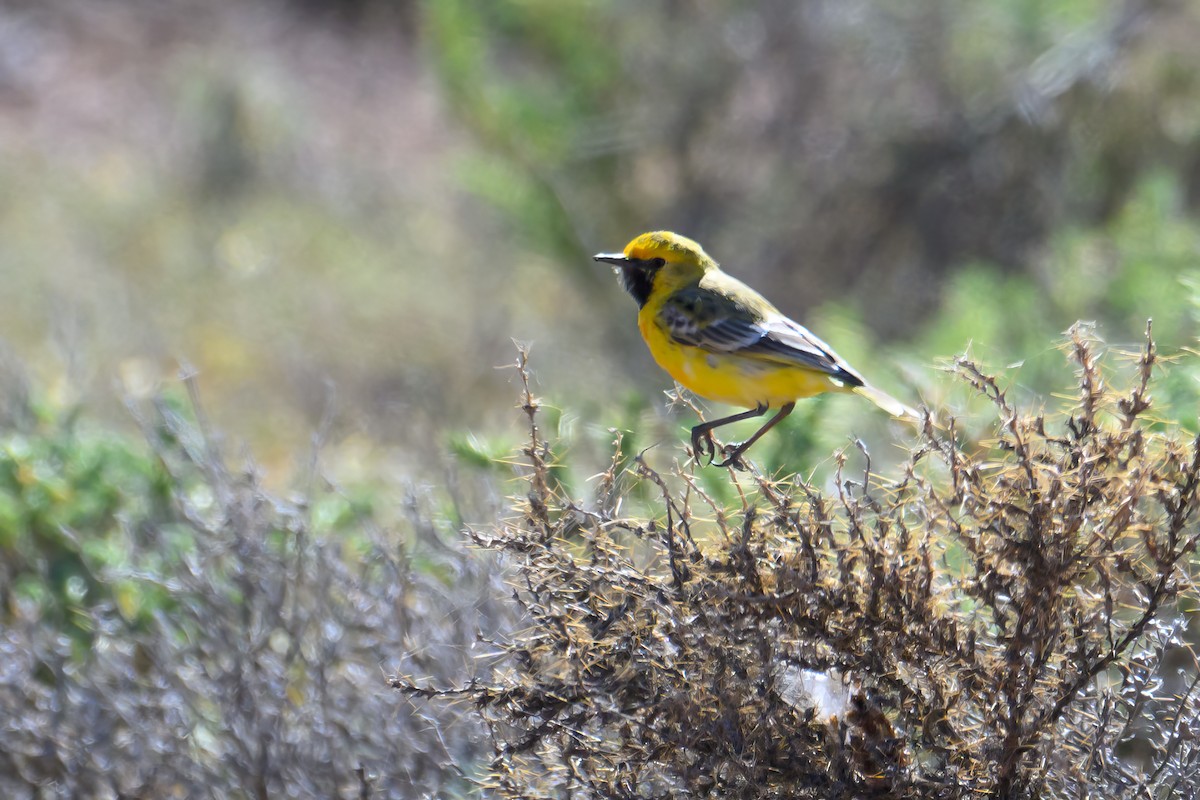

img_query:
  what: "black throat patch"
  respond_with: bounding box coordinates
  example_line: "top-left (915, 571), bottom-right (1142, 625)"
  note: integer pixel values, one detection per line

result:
top-left (620, 264), bottom-right (659, 308)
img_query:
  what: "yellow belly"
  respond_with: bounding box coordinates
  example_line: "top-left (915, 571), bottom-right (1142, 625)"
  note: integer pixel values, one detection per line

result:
top-left (638, 315), bottom-right (843, 408)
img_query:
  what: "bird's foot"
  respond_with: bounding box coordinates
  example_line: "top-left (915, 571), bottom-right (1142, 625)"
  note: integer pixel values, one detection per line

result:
top-left (691, 428), bottom-right (717, 465)
top-left (712, 443), bottom-right (750, 471)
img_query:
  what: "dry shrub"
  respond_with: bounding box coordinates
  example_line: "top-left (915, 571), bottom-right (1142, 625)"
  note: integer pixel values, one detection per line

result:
top-left (396, 326), bottom-right (1200, 799)
top-left (0, 376), bottom-right (504, 799)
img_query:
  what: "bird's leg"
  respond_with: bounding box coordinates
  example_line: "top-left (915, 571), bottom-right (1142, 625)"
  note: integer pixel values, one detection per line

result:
top-left (689, 403), bottom-right (769, 465)
top-left (713, 402), bottom-right (795, 469)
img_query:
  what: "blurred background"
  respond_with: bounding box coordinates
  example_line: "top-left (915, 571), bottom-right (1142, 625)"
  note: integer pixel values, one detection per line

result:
top-left (2, 0), bottom-right (1200, 481)
top-left (2, 1), bottom-right (1200, 795)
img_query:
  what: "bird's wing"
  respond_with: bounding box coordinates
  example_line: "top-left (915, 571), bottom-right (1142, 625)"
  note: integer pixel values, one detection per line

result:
top-left (658, 285), bottom-right (864, 387)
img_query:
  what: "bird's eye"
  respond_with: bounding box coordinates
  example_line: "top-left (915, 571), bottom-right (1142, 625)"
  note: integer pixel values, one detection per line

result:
top-left (650, 257), bottom-right (666, 268)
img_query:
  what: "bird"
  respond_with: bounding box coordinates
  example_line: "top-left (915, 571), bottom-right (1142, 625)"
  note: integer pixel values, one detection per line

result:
top-left (594, 231), bottom-right (919, 468)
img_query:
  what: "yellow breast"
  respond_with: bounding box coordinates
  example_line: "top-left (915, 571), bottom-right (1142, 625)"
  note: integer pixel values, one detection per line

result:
top-left (637, 311), bottom-right (842, 409)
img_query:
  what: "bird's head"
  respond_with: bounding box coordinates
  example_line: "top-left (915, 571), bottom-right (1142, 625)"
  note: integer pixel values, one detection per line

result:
top-left (593, 231), bottom-right (716, 307)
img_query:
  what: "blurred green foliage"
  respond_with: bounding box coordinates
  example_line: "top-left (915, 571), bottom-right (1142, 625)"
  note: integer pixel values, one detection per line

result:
top-left (0, 385), bottom-right (390, 657)
top-left (0, 400), bottom-right (172, 647)
top-left (423, 0), bottom-right (1200, 319)
top-left (425, 0), bottom-right (622, 262)
top-left (0, 386), bottom-right (494, 797)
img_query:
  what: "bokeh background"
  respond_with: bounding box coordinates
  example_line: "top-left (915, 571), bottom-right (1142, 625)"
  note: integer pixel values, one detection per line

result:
top-left (2, 1), bottom-right (1200, 795)
top-left (4, 0), bottom-right (1199, 481)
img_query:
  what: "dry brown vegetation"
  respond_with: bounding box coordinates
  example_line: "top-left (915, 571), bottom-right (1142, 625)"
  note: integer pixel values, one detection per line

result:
top-left (397, 326), bottom-right (1200, 799)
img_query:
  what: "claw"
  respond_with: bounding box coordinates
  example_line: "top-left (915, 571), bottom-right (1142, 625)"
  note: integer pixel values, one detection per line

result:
top-left (712, 443), bottom-right (749, 470)
top-left (690, 427), bottom-right (717, 464)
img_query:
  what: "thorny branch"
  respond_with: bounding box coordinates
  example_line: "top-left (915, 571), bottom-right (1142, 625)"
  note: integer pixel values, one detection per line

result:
top-left (396, 329), bottom-right (1200, 800)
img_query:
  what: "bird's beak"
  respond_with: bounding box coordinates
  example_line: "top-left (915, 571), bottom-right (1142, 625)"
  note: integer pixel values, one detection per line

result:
top-left (593, 252), bottom-right (632, 267)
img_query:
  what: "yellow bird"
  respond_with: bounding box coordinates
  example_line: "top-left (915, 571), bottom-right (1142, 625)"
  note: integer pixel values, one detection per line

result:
top-left (595, 231), bottom-right (918, 468)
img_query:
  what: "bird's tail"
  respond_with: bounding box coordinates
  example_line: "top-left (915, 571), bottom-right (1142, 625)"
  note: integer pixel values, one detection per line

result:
top-left (853, 383), bottom-right (923, 424)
